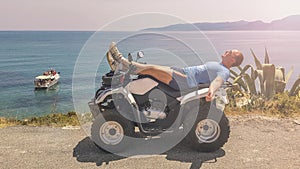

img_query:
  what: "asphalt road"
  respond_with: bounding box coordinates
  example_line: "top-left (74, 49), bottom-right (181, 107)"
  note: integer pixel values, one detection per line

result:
top-left (0, 115), bottom-right (299, 169)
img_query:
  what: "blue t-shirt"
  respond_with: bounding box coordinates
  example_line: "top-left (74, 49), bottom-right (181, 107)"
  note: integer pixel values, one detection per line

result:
top-left (182, 62), bottom-right (230, 88)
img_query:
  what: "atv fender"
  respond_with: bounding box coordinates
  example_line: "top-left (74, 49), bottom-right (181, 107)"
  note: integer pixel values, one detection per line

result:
top-left (95, 87), bottom-right (136, 105)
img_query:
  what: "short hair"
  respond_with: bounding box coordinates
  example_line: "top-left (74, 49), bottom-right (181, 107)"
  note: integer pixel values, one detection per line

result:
top-left (232, 51), bottom-right (244, 67)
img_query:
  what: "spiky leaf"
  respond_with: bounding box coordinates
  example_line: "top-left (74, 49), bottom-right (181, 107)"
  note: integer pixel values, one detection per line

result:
top-left (264, 48), bottom-right (270, 64)
top-left (233, 75), bottom-right (248, 92)
top-left (285, 66), bottom-right (294, 83)
top-left (230, 69), bottom-right (239, 78)
top-left (251, 67), bottom-right (258, 80)
top-left (242, 73), bottom-right (257, 95)
top-left (250, 48), bottom-right (262, 70)
top-left (289, 76), bottom-right (300, 96)
top-left (262, 64), bottom-right (275, 99)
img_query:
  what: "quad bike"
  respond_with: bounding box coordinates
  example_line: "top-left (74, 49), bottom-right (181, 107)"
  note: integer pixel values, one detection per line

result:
top-left (88, 51), bottom-right (230, 153)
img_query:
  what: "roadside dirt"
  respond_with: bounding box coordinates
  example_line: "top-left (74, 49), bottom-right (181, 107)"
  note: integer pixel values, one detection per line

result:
top-left (0, 115), bottom-right (299, 169)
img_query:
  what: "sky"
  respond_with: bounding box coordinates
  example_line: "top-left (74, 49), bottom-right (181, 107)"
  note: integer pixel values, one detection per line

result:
top-left (1, 0), bottom-right (300, 31)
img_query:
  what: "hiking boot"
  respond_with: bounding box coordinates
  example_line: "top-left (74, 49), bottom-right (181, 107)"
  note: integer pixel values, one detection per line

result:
top-left (109, 42), bottom-right (123, 63)
top-left (106, 51), bottom-right (118, 71)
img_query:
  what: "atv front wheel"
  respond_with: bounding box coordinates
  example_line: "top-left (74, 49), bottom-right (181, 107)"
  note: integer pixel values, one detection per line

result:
top-left (91, 110), bottom-right (134, 152)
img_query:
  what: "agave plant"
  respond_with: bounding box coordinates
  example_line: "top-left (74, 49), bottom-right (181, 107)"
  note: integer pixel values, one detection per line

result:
top-left (230, 48), bottom-right (297, 100)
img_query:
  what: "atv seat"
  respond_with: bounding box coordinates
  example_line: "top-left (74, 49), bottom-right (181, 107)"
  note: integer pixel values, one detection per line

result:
top-left (137, 74), bottom-right (210, 98)
top-left (157, 81), bottom-right (210, 98)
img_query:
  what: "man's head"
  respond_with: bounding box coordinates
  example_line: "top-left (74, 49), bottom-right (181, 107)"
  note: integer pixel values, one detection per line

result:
top-left (221, 49), bottom-right (244, 68)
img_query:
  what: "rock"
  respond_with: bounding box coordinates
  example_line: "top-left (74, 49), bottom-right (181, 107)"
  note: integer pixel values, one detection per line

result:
top-left (62, 126), bottom-right (81, 130)
top-left (293, 120), bottom-right (300, 125)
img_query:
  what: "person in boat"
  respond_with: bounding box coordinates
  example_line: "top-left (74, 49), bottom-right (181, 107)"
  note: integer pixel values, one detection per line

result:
top-left (107, 42), bottom-right (244, 102)
top-left (50, 69), bottom-right (56, 76)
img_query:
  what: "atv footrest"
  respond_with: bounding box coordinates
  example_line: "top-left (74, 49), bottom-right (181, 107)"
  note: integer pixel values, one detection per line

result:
top-left (143, 128), bottom-right (174, 134)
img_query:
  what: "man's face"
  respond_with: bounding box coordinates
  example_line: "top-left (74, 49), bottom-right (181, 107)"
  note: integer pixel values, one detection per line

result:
top-left (222, 49), bottom-right (239, 60)
top-left (222, 50), bottom-right (232, 58)
top-left (222, 49), bottom-right (239, 63)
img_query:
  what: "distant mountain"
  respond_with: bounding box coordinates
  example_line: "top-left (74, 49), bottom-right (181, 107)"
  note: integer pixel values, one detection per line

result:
top-left (143, 15), bottom-right (300, 31)
top-left (269, 15), bottom-right (300, 30)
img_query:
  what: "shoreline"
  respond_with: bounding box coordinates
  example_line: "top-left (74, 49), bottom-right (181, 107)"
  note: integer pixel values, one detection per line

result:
top-left (1, 111), bottom-right (299, 129)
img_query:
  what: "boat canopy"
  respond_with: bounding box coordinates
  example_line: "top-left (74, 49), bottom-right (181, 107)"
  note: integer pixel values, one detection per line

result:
top-left (35, 75), bottom-right (51, 80)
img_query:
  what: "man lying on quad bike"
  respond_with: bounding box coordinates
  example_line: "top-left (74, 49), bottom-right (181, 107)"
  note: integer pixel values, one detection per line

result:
top-left (88, 42), bottom-right (244, 154)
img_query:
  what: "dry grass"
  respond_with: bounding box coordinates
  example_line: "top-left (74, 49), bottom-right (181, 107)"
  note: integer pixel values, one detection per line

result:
top-left (0, 112), bottom-right (80, 129)
top-left (226, 92), bottom-right (300, 118)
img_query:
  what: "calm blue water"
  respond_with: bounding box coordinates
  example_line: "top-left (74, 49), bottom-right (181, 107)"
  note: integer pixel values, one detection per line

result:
top-left (1, 31), bottom-right (299, 118)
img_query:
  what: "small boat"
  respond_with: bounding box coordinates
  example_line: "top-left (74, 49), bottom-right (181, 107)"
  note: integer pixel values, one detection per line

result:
top-left (34, 69), bottom-right (60, 89)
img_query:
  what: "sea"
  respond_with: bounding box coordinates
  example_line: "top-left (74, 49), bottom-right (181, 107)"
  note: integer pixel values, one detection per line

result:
top-left (1, 31), bottom-right (300, 119)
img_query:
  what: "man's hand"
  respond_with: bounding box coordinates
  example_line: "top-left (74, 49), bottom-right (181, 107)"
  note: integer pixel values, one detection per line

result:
top-left (206, 76), bottom-right (224, 102)
top-left (206, 88), bottom-right (214, 102)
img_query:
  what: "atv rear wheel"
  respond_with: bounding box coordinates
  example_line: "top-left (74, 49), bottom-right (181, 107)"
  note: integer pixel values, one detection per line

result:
top-left (183, 103), bottom-right (230, 152)
top-left (91, 109), bottom-right (135, 152)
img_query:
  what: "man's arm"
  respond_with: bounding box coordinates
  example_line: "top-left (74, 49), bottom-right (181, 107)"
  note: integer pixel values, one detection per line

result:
top-left (206, 76), bottom-right (224, 102)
